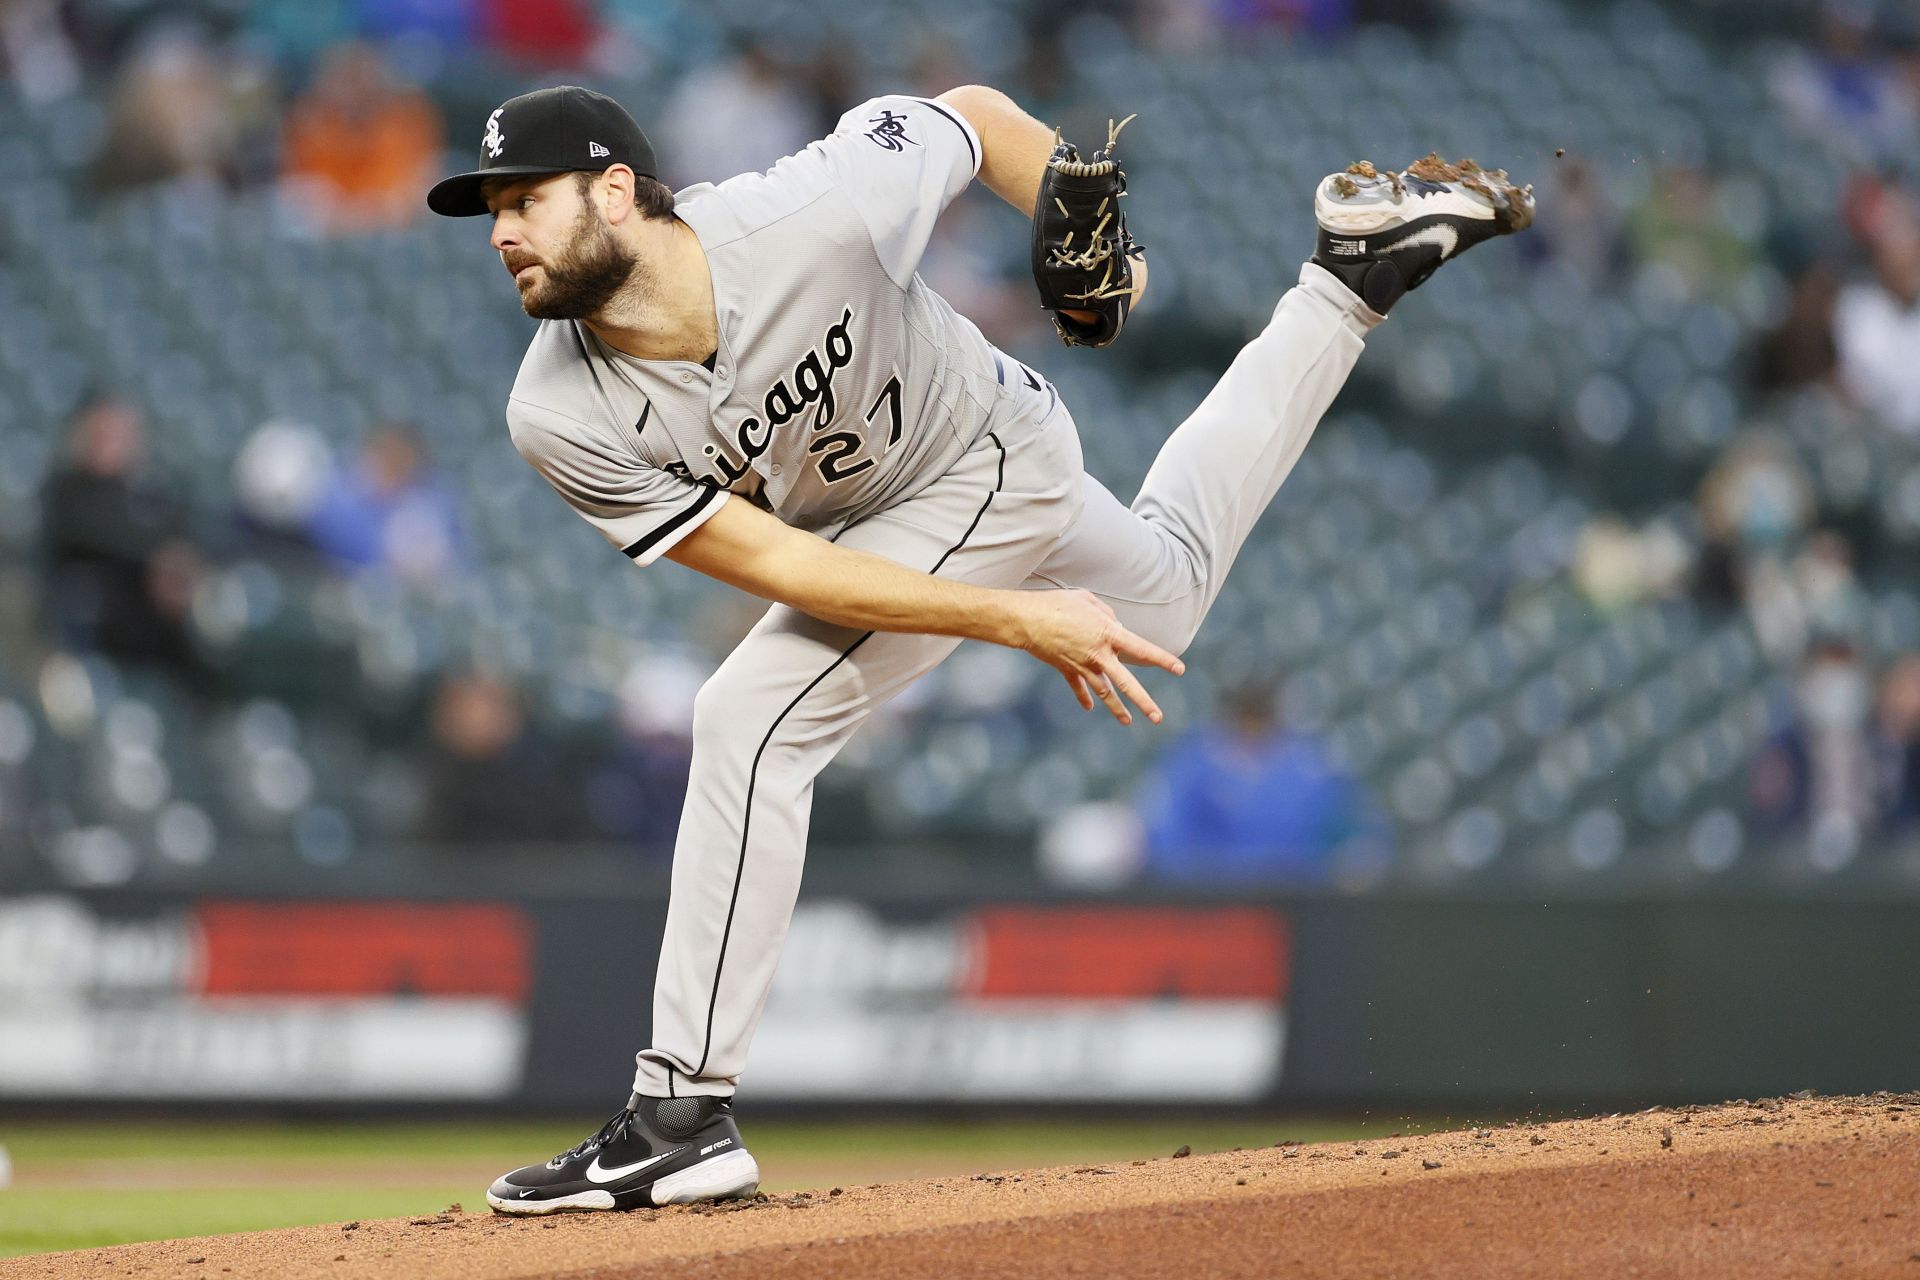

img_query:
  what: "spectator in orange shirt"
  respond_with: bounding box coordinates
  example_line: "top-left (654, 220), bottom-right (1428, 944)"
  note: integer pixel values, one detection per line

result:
top-left (282, 41), bottom-right (443, 231)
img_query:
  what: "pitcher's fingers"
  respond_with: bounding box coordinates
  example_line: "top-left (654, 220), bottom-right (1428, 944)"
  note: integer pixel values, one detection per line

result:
top-left (1090, 671), bottom-right (1132, 726)
top-left (1062, 670), bottom-right (1095, 712)
top-left (1111, 626), bottom-right (1185, 676)
top-left (1101, 654), bottom-right (1163, 724)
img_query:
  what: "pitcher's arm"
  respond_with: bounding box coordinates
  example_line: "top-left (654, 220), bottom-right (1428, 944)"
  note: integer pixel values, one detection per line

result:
top-left (666, 493), bottom-right (1180, 724)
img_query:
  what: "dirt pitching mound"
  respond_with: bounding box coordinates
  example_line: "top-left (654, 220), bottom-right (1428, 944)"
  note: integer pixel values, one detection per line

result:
top-left (13, 1094), bottom-right (1919, 1279)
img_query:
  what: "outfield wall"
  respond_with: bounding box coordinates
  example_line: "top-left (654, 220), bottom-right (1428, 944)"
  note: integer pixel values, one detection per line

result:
top-left (2, 891), bottom-right (1915, 1108)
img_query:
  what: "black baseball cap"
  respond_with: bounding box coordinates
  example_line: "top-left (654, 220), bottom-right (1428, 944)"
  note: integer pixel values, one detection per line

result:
top-left (427, 85), bottom-right (658, 218)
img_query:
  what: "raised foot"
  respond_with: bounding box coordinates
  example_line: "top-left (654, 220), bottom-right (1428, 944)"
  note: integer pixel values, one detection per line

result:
top-left (1310, 153), bottom-right (1534, 313)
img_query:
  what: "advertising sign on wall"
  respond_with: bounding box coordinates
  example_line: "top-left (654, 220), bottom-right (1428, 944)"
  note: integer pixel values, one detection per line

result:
top-left (7, 889), bottom-right (1917, 1109)
top-left (0, 896), bottom-right (532, 1100)
top-left (745, 900), bottom-right (1292, 1101)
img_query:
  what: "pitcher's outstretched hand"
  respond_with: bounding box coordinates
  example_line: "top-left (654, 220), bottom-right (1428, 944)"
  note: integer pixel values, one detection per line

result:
top-left (1014, 588), bottom-right (1183, 726)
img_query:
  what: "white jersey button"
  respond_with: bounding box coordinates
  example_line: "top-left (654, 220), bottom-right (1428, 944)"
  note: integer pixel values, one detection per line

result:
top-left (770, 463), bottom-right (783, 476)
top-left (679, 371), bottom-right (694, 384)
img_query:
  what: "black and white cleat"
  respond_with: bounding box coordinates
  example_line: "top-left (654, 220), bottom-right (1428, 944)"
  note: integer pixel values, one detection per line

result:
top-left (486, 1094), bottom-right (760, 1215)
top-left (1311, 154), bottom-right (1535, 314)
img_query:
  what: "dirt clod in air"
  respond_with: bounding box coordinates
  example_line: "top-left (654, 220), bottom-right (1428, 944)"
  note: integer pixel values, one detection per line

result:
top-left (1172, 1145), bottom-right (1192, 1159)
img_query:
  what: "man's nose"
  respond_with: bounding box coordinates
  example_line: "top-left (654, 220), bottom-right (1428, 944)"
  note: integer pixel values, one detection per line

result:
top-left (490, 218), bottom-right (518, 253)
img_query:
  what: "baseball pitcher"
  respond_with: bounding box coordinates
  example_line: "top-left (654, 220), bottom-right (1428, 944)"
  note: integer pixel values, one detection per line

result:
top-left (425, 83), bottom-right (1532, 1214)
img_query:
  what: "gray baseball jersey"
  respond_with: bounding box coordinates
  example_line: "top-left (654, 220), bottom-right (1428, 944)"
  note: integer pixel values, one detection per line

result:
top-left (508, 95), bottom-right (999, 563)
top-left (495, 92), bottom-right (1385, 1102)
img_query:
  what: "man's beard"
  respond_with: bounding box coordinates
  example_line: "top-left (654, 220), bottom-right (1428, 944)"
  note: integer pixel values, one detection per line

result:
top-left (516, 205), bottom-right (641, 321)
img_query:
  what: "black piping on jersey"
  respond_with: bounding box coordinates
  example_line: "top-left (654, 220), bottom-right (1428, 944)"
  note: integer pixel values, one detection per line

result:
top-left (689, 431), bottom-right (1008, 1081)
top-left (622, 483), bottom-right (721, 560)
top-left (911, 97), bottom-right (979, 173)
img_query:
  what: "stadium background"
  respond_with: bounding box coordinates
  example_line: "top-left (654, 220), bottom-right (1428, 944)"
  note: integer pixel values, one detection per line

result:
top-left (4, 0), bottom-right (1920, 1257)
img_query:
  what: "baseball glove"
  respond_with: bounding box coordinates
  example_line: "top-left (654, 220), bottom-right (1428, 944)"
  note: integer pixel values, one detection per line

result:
top-left (1030, 115), bottom-right (1142, 348)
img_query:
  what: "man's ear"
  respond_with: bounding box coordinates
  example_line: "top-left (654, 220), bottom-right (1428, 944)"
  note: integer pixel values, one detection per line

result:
top-left (598, 164), bottom-right (637, 224)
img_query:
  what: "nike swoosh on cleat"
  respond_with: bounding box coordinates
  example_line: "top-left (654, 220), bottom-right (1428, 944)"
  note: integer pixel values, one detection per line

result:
top-left (1379, 224), bottom-right (1459, 260)
top-left (585, 1147), bottom-right (684, 1184)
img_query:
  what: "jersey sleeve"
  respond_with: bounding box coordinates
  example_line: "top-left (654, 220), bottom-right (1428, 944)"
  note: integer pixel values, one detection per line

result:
top-left (817, 94), bottom-right (982, 289)
top-left (508, 398), bottom-right (726, 567)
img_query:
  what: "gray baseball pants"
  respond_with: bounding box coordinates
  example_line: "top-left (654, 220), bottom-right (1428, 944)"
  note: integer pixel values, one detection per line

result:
top-left (634, 263), bottom-right (1378, 1098)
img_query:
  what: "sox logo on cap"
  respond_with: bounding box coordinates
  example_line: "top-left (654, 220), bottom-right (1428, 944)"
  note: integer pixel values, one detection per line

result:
top-left (427, 85), bottom-right (661, 218)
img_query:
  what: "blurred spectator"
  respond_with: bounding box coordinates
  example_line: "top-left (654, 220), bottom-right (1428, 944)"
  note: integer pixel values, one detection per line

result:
top-left (91, 31), bottom-right (245, 194)
top-left (1742, 528), bottom-right (1865, 668)
top-left (1750, 635), bottom-right (1875, 869)
top-left (583, 653), bottom-right (700, 852)
top-left (1791, 530), bottom-right (1867, 637)
top-left (1625, 165), bottom-right (1756, 299)
top-left (0, 0), bottom-right (82, 103)
top-left (1215, 0), bottom-right (1354, 40)
top-left (1039, 801), bottom-right (1147, 889)
top-left (1838, 167), bottom-right (1907, 251)
top-left (230, 419), bottom-right (335, 564)
top-left (659, 41), bottom-right (816, 184)
top-left (281, 41), bottom-right (444, 232)
top-left (306, 424), bottom-right (464, 589)
top-left (420, 669), bottom-right (588, 846)
top-left (1753, 263), bottom-right (1839, 392)
top-left (1136, 678), bottom-right (1379, 885)
top-left (479, 0), bottom-right (599, 68)
top-left (1694, 432), bottom-right (1815, 622)
top-left (1572, 515), bottom-right (1690, 611)
top-left (1771, 4), bottom-right (1917, 167)
top-left (1135, 0), bottom-right (1402, 47)
top-left (358, 0), bottom-right (477, 50)
top-left (39, 392), bottom-right (205, 674)
top-left (1833, 200), bottom-right (1920, 433)
top-left (1873, 654), bottom-right (1920, 835)
top-left (245, 0), bottom-right (358, 71)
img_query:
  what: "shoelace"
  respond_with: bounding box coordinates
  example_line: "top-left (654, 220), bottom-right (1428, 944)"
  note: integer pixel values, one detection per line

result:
top-left (548, 1108), bottom-right (633, 1169)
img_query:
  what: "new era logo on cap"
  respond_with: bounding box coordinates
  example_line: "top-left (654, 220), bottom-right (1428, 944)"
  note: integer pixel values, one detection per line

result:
top-left (426, 85), bottom-right (658, 218)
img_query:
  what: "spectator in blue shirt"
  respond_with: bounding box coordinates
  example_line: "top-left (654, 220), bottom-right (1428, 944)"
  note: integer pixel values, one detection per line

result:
top-left (1136, 677), bottom-right (1377, 885)
top-left (308, 423), bottom-right (465, 589)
